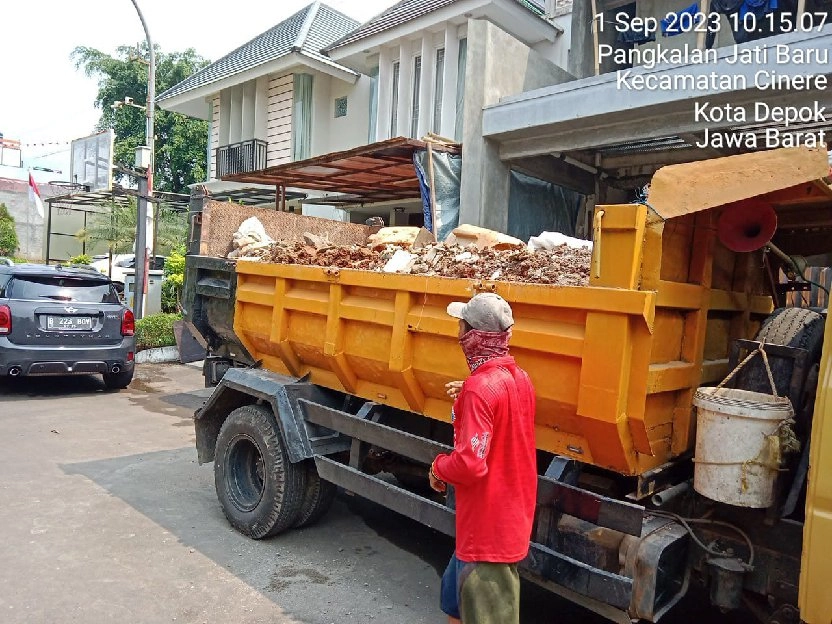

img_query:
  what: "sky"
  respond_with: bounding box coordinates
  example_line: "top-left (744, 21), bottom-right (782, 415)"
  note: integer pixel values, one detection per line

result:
top-left (0, 0), bottom-right (395, 184)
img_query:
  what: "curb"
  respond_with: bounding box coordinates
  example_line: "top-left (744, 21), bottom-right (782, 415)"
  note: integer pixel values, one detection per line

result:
top-left (136, 346), bottom-right (180, 364)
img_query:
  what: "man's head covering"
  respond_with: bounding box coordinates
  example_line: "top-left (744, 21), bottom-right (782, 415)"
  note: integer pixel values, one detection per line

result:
top-left (446, 293), bottom-right (514, 333)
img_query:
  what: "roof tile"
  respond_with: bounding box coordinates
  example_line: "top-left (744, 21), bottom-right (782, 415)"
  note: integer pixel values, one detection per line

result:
top-left (158, 2), bottom-right (360, 102)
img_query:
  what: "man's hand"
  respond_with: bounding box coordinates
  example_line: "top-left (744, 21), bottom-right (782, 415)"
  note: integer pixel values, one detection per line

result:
top-left (445, 381), bottom-right (463, 400)
top-left (429, 461), bottom-right (447, 493)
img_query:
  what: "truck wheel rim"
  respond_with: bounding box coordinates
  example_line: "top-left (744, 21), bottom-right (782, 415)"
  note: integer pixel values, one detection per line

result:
top-left (227, 435), bottom-right (265, 511)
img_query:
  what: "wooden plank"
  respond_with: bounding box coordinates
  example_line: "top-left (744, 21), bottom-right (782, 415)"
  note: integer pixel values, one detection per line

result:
top-left (647, 361), bottom-right (695, 394)
top-left (648, 147), bottom-right (829, 220)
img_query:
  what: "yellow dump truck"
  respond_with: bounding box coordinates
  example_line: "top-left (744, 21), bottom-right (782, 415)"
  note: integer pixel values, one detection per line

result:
top-left (184, 147), bottom-right (831, 623)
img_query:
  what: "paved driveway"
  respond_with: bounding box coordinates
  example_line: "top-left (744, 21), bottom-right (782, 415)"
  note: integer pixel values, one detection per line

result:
top-left (0, 363), bottom-right (745, 624)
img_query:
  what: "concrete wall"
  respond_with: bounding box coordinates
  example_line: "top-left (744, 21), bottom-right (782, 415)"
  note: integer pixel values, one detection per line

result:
top-left (328, 75), bottom-right (372, 152)
top-left (532, 13), bottom-right (573, 70)
top-left (459, 19), bottom-right (574, 232)
top-left (0, 178), bottom-right (67, 261)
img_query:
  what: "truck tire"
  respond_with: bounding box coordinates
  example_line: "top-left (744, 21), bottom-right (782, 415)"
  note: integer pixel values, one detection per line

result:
top-left (103, 368), bottom-right (134, 390)
top-left (739, 308), bottom-right (825, 399)
top-left (294, 459), bottom-right (337, 528)
top-left (214, 404), bottom-right (306, 539)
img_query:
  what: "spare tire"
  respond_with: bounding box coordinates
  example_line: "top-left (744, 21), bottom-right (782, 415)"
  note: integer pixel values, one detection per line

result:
top-left (737, 308), bottom-right (825, 409)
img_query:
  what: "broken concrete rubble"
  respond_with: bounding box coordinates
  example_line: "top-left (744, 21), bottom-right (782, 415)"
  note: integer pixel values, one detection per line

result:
top-left (240, 238), bottom-right (591, 286)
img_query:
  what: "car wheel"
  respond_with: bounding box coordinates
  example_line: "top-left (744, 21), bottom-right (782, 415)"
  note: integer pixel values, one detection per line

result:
top-left (103, 367), bottom-right (134, 390)
top-left (214, 404), bottom-right (305, 539)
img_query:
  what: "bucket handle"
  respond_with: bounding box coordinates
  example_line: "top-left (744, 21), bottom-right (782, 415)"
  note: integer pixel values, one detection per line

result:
top-left (714, 345), bottom-right (778, 398)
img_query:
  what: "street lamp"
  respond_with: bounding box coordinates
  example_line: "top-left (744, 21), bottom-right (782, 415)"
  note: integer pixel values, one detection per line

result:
top-left (127, 0), bottom-right (155, 320)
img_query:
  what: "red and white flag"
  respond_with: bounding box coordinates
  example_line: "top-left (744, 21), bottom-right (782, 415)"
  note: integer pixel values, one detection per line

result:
top-left (28, 171), bottom-right (44, 218)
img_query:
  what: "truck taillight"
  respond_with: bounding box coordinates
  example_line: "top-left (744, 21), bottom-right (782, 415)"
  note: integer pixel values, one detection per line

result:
top-left (0, 305), bottom-right (10, 335)
top-left (121, 309), bottom-right (135, 336)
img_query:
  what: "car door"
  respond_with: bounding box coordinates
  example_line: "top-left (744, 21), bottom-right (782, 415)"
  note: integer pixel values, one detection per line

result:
top-left (6, 274), bottom-right (126, 347)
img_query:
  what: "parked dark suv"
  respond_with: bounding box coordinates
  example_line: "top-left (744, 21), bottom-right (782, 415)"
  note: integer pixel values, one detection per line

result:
top-left (0, 263), bottom-right (135, 389)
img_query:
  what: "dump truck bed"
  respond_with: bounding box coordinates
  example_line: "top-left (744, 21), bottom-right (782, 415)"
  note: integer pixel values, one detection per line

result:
top-left (216, 202), bottom-right (770, 476)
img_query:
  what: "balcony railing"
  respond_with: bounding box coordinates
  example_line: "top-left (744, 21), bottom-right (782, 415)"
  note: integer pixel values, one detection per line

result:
top-left (215, 139), bottom-right (267, 177)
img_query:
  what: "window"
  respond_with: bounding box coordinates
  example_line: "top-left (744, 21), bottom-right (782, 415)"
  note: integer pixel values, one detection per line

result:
top-left (433, 49), bottom-right (445, 135)
top-left (10, 276), bottom-right (118, 303)
top-left (455, 38), bottom-right (467, 142)
top-left (368, 66), bottom-right (379, 142)
top-left (410, 55), bottom-right (422, 139)
top-left (390, 61), bottom-right (400, 137)
top-left (293, 73), bottom-right (313, 161)
top-left (334, 96), bottom-right (348, 118)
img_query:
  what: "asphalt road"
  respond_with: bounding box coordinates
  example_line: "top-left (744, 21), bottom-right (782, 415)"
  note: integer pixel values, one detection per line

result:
top-left (0, 363), bottom-right (744, 624)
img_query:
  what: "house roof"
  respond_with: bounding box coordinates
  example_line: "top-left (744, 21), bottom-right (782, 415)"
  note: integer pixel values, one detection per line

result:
top-left (157, 2), bottom-right (360, 103)
top-left (324, 0), bottom-right (546, 52)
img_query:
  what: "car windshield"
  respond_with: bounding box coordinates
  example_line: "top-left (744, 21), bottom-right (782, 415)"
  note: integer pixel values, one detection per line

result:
top-left (10, 276), bottom-right (119, 303)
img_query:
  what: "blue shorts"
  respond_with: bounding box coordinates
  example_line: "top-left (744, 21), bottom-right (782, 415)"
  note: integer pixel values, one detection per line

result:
top-left (440, 554), bottom-right (521, 622)
top-left (440, 554), bottom-right (474, 618)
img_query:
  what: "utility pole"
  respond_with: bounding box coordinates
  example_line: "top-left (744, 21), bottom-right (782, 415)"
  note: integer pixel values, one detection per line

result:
top-left (129, 0), bottom-right (155, 319)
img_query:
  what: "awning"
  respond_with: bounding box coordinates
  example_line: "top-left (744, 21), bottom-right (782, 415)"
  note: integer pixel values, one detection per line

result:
top-left (221, 137), bottom-right (460, 203)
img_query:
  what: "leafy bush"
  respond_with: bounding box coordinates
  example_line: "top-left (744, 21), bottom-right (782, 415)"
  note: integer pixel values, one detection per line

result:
top-left (162, 245), bottom-right (186, 313)
top-left (135, 313), bottom-right (181, 351)
top-left (0, 203), bottom-right (18, 257)
top-left (69, 254), bottom-right (93, 265)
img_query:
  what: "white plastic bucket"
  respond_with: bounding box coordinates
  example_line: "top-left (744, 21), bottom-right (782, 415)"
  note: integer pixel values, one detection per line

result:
top-left (692, 386), bottom-right (794, 508)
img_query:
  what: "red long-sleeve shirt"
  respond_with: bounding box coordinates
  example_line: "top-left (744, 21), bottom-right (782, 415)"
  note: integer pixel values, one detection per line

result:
top-left (432, 356), bottom-right (538, 563)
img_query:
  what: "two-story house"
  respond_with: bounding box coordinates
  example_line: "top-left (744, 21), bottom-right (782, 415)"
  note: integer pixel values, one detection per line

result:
top-left (158, 0), bottom-right (573, 225)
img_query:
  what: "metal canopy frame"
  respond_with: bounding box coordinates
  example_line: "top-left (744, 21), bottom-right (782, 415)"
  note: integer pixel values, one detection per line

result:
top-left (45, 185), bottom-right (190, 211)
top-left (207, 187), bottom-right (306, 206)
top-left (221, 137), bottom-right (460, 203)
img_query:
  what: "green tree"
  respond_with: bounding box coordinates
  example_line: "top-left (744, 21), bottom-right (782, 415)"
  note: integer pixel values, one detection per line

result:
top-left (71, 44), bottom-right (211, 193)
top-left (78, 200), bottom-right (188, 273)
top-left (161, 245), bottom-right (187, 313)
top-left (0, 203), bottom-right (19, 257)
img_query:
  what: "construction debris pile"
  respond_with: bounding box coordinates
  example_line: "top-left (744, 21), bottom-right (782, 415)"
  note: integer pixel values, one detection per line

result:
top-left (231, 222), bottom-right (592, 287)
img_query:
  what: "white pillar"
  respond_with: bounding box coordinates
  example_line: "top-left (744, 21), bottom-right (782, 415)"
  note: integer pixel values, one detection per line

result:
top-left (229, 87), bottom-right (243, 144)
top-left (377, 46), bottom-right (393, 141)
top-left (254, 77), bottom-right (268, 141)
top-left (441, 25), bottom-right (460, 140)
top-left (241, 81), bottom-right (256, 140)
top-left (396, 40), bottom-right (412, 138)
top-left (418, 37), bottom-right (433, 139)
top-left (219, 90), bottom-right (231, 146)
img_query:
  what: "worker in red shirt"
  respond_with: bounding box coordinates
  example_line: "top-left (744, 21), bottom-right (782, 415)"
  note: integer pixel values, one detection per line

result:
top-left (429, 293), bottom-right (538, 624)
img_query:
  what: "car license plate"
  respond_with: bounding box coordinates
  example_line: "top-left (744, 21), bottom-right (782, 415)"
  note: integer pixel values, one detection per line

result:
top-left (47, 316), bottom-right (93, 331)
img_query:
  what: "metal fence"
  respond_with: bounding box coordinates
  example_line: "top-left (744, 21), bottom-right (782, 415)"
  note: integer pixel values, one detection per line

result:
top-left (215, 139), bottom-right (267, 177)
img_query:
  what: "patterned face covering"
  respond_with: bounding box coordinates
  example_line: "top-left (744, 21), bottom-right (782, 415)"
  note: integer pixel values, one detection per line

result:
top-left (459, 329), bottom-right (511, 371)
